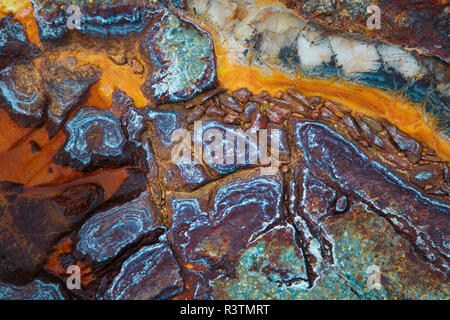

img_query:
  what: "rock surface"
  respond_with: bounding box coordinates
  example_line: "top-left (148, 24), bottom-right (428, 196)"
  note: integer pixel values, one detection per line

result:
top-left (0, 61), bottom-right (47, 128)
top-left (140, 9), bottom-right (217, 104)
top-left (0, 1), bottom-right (448, 301)
top-left (54, 107), bottom-right (134, 171)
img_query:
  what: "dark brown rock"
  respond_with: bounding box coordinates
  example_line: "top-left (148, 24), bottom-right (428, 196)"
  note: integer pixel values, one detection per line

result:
top-left (422, 155), bottom-right (442, 162)
top-left (167, 173), bottom-right (284, 287)
top-left (231, 87), bottom-right (252, 104)
top-left (286, 89), bottom-right (313, 108)
top-left (243, 102), bottom-right (259, 123)
top-left (52, 184), bottom-right (103, 218)
top-left (0, 16), bottom-right (41, 68)
top-left (335, 196), bottom-right (348, 213)
top-left (250, 112), bottom-right (268, 130)
top-left (342, 114), bottom-right (361, 140)
top-left (324, 101), bottom-right (348, 114)
top-left (307, 96), bottom-right (323, 107)
top-left (29, 141), bottom-right (42, 154)
top-left (121, 108), bottom-right (158, 176)
top-left (270, 104), bottom-right (291, 119)
top-left (129, 58), bottom-right (144, 74)
top-left (76, 190), bottom-right (164, 263)
top-left (0, 181), bottom-right (24, 194)
top-left (42, 60), bottom-right (102, 137)
top-left (110, 88), bottom-right (136, 113)
top-left (302, 171), bottom-right (336, 222)
top-left (281, 93), bottom-right (310, 116)
top-left (358, 115), bottom-right (383, 132)
top-left (101, 243), bottom-right (183, 300)
top-left (268, 96), bottom-right (295, 110)
top-left (310, 110), bottom-right (319, 119)
top-left (355, 117), bottom-right (398, 154)
top-left (320, 107), bottom-right (339, 122)
top-left (292, 121), bottom-right (450, 273)
top-left (212, 223), bottom-right (309, 298)
top-left (0, 190), bottom-right (93, 285)
top-left (410, 164), bottom-right (444, 188)
top-left (441, 182), bottom-right (450, 196)
top-left (250, 91), bottom-right (270, 104)
top-left (223, 113), bottom-right (240, 124)
top-left (109, 53), bottom-right (127, 65)
top-left (381, 119), bottom-right (423, 164)
top-left (383, 153), bottom-right (410, 170)
top-left (0, 278), bottom-right (66, 300)
top-left (266, 109), bottom-right (283, 124)
top-left (185, 88), bottom-right (227, 108)
top-left (187, 105), bottom-right (205, 123)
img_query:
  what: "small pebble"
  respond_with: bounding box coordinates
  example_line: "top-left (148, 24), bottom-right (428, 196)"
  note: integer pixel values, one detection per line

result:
top-left (335, 196), bottom-right (348, 213)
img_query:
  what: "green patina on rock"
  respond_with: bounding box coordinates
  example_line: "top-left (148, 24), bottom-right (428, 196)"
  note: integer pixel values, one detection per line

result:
top-left (212, 225), bottom-right (358, 300)
top-left (141, 10), bottom-right (217, 104)
top-left (212, 203), bottom-right (449, 300)
top-left (325, 204), bottom-right (449, 300)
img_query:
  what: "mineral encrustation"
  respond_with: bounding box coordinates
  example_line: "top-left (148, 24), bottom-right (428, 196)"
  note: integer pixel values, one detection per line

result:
top-left (0, 0), bottom-right (448, 301)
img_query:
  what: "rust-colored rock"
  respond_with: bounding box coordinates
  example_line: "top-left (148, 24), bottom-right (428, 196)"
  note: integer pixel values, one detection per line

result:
top-left (0, 61), bottom-right (47, 128)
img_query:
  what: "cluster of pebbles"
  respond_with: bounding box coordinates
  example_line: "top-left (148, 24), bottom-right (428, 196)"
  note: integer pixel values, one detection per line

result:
top-left (185, 87), bottom-right (450, 197)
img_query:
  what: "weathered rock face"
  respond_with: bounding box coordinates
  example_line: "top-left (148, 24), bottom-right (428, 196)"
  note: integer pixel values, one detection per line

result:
top-left (100, 242), bottom-right (183, 300)
top-left (0, 279), bottom-right (66, 300)
top-left (165, 172), bottom-right (284, 296)
top-left (0, 1), bottom-right (449, 301)
top-left (212, 224), bottom-right (310, 299)
top-left (186, 0), bottom-right (450, 137)
top-left (76, 191), bottom-right (163, 263)
top-left (282, 0), bottom-right (449, 64)
top-left (53, 184), bottom-right (103, 218)
top-left (0, 61), bottom-right (47, 128)
top-left (292, 121), bottom-right (450, 274)
top-left (325, 203), bottom-right (449, 299)
top-left (42, 60), bottom-right (102, 137)
top-left (381, 119), bottom-right (423, 164)
top-left (0, 59), bottom-right (101, 134)
top-left (0, 183), bottom-right (102, 285)
top-left (140, 10), bottom-right (217, 104)
top-left (1, 81), bottom-right (449, 300)
top-left (0, 16), bottom-right (40, 68)
top-left (54, 107), bottom-right (134, 171)
top-left (32, 0), bottom-right (166, 41)
top-left (32, 1), bottom-right (217, 106)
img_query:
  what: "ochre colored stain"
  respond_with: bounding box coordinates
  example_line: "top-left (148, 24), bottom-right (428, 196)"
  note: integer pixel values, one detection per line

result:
top-left (2, 0), bottom-right (449, 165)
top-left (215, 44), bottom-right (450, 161)
top-left (33, 50), bottom-right (149, 110)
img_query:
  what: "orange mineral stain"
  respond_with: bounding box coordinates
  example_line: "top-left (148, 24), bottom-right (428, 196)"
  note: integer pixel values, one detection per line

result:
top-left (14, 2), bottom-right (42, 49)
top-left (215, 44), bottom-right (450, 161)
top-left (0, 0), bottom-right (449, 195)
